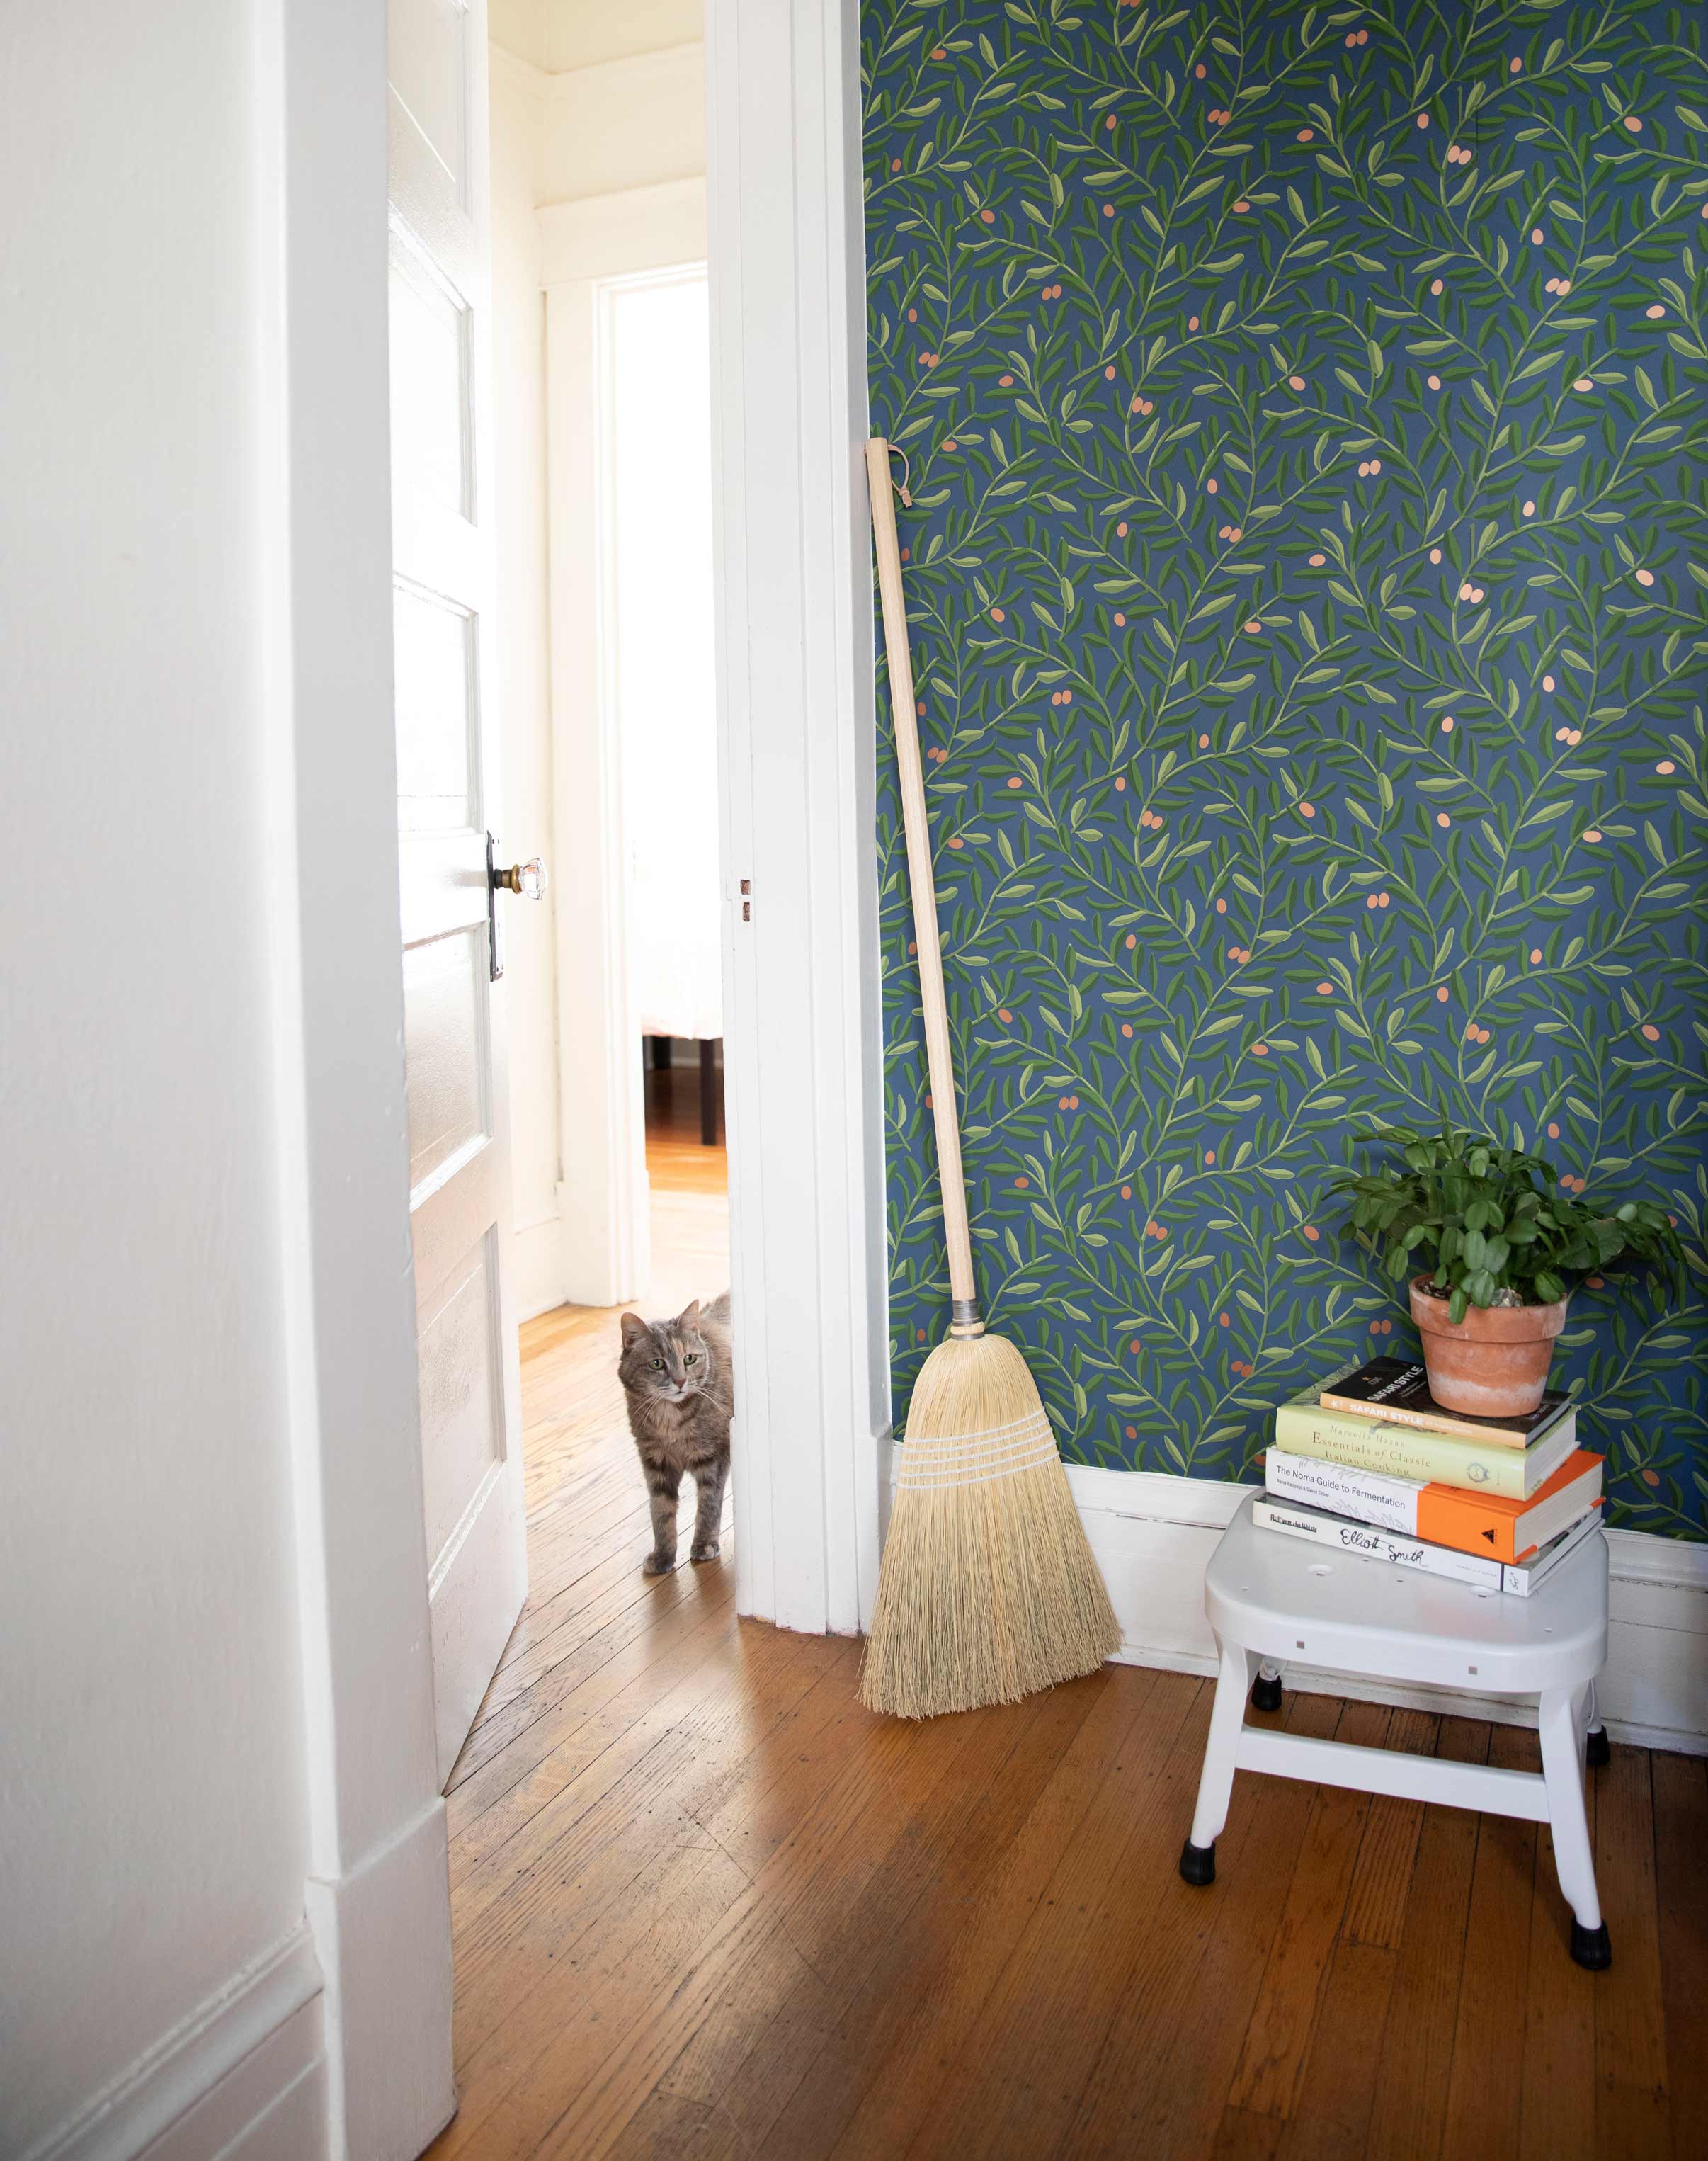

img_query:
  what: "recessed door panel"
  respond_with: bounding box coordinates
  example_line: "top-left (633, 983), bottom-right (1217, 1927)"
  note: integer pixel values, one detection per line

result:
top-left (417, 1230), bottom-right (504, 1570)
top-left (403, 927), bottom-right (488, 1199)
top-left (394, 582), bottom-right (477, 834)
top-left (387, 0), bottom-right (469, 197)
top-left (389, 230), bottom-right (472, 521)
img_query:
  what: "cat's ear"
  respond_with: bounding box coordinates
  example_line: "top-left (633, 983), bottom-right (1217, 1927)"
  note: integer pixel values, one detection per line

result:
top-left (677, 1299), bottom-right (700, 1329)
top-left (619, 1312), bottom-right (649, 1347)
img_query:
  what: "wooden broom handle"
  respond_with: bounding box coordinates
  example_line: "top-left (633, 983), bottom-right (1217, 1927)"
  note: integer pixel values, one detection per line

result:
top-left (866, 437), bottom-right (979, 1323)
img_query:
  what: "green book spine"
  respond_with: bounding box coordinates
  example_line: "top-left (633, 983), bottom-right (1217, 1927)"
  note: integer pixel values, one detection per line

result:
top-left (1271, 1404), bottom-right (1530, 1498)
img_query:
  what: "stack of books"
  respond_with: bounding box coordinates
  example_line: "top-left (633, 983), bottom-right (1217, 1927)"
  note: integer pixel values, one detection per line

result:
top-left (1258, 1356), bottom-right (1604, 1596)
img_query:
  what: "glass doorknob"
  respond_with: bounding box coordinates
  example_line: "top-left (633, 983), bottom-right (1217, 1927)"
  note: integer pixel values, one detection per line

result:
top-left (491, 857), bottom-right (547, 900)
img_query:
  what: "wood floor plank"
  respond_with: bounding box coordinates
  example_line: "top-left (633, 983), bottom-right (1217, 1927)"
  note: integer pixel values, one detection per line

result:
top-left (446, 1582), bottom-right (745, 1861)
top-left (744, 1674), bottom-right (1109, 2161)
top-left (531, 1671), bottom-right (1029, 2161)
top-left (1341, 1707), bottom-right (1440, 1951)
top-left (1363, 1717), bottom-right (1491, 2161)
top-left (1272, 1938), bottom-right (1396, 2161)
top-left (513, 1642), bottom-right (1015, 2152)
top-left (1225, 1698), bottom-right (1389, 2121)
top-left (1072, 1688), bottom-right (1343, 2161)
top-left (434, 1837), bottom-right (753, 2160)
top-left (1214, 2104), bottom-right (1286, 2161)
top-left (823, 1669), bottom-right (1177, 2161)
top-left (664, 1686), bottom-right (1063, 2153)
top-left (1519, 1749), bottom-right (1598, 2161)
top-left (1652, 1752), bottom-right (1708, 2161)
top-left (1440, 1720), bottom-right (1539, 2161)
top-left (882, 1673), bottom-right (1207, 2160)
top-left (453, 1628), bottom-right (835, 2012)
top-left (1594, 1742), bottom-right (1670, 2161)
top-left (603, 2087), bottom-right (740, 2161)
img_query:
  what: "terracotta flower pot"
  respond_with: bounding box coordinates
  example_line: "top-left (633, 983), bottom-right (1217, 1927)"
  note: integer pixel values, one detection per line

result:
top-left (1408, 1277), bottom-right (1568, 1419)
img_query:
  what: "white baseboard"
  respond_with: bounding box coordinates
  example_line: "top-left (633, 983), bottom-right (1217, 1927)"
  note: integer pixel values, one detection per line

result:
top-left (304, 1797), bottom-right (454, 2161)
top-left (512, 1210), bottom-right (569, 1323)
top-left (1061, 1462), bottom-right (1708, 1757)
top-left (513, 1188), bottom-right (646, 1322)
top-left (24, 1927), bottom-right (326, 2161)
top-left (884, 1446), bottom-right (1708, 1756)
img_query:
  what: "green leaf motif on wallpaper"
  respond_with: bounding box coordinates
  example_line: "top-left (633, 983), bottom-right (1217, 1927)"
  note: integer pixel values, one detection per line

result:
top-left (862, 0), bottom-right (1708, 1534)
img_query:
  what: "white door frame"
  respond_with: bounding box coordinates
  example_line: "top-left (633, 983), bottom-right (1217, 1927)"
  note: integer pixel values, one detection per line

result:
top-left (259, 4), bottom-right (454, 2155)
top-left (268, 1), bottom-right (882, 2150)
top-left (707, 0), bottom-right (888, 1640)
top-left (541, 182), bottom-right (710, 1312)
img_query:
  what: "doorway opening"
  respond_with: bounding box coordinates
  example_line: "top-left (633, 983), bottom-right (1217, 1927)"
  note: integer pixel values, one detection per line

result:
top-left (421, 5), bottom-right (730, 1817)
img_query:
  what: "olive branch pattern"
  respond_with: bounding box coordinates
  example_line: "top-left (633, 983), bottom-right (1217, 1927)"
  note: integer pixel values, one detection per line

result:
top-left (862, 0), bottom-right (1708, 1533)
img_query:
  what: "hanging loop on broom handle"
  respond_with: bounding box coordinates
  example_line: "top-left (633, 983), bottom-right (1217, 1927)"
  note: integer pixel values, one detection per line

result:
top-left (866, 437), bottom-right (981, 1336)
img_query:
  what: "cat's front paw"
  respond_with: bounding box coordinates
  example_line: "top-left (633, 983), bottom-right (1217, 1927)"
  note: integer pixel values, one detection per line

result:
top-left (643, 1549), bottom-right (676, 1576)
top-left (689, 1539), bottom-right (721, 1563)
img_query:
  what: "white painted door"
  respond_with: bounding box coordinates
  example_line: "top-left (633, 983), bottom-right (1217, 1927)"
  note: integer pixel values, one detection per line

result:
top-left (388, 0), bottom-right (528, 1785)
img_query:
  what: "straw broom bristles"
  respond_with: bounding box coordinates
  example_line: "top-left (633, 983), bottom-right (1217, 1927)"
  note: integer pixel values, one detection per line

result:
top-left (858, 436), bottom-right (1120, 1719)
top-left (858, 1333), bottom-right (1122, 1719)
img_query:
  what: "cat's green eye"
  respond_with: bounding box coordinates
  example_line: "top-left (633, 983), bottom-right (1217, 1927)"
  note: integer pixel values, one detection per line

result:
top-left (650, 1357), bottom-right (664, 1368)
top-left (686, 1354), bottom-right (700, 1366)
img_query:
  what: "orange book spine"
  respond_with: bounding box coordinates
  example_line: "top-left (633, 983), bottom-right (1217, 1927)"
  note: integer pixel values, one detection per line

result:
top-left (1416, 1485), bottom-right (1532, 1565)
top-left (1415, 1451), bottom-right (1602, 1565)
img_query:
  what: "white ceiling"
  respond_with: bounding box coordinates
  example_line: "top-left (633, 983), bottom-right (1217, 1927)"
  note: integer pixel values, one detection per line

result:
top-left (490, 0), bottom-right (702, 74)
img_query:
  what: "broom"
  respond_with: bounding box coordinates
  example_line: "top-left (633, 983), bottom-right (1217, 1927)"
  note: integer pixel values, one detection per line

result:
top-left (859, 436), bottom-right (1121, 1719)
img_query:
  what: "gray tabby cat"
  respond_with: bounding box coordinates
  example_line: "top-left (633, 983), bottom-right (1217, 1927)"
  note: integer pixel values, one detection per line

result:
top-left (617, 1293), bottom-right (732, 1575)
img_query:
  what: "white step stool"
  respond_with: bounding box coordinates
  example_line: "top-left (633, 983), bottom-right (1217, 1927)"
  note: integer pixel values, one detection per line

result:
top-left (1179, 1493), bottom-right (1612, 1968)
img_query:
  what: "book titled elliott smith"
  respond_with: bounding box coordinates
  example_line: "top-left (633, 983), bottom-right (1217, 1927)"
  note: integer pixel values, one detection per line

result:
top-left (1319, 1356), bottom-right (1571, 1449)
top-left (1251, 1495), bottom-right (1602, 1596)
top-left (1265, 1446), bottom-right (1604, 1565)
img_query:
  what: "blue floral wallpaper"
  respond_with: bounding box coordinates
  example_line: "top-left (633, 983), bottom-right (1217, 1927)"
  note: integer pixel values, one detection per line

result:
top-left (862, 0), bottom-right (1707, 1533)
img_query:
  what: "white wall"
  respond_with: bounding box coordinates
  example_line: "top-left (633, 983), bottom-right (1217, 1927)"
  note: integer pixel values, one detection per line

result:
top-left (489, 6), bottom-right (707, 1320)
top-left (0, 3), bottom-right (318, 2152)
top-left (538, 44), bottom-right (705, 205)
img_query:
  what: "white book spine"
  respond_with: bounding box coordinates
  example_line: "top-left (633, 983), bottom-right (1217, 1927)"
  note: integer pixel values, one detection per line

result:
top-left (1501, 1507), bottom-right (1600, 1595)
top-left (1265, 1448), bottom-right (1424, 1533)
top-left (1252, 1498), bottom-right (1503, 1590)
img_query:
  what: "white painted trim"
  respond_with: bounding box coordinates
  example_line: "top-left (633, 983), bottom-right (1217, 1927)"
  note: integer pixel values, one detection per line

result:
top-left (256, 2), bottom-right (454, 2153)
top-left (489, 40), bottom-right (548, 104)
top-left (512, 1205), bottom-right (572, 1323)
top-left (538, 179), bottom-right (706, 285)
top-left (537, 43), bottom-right (706, 208)
top-left (708, 0), bottom-right (887, 1637)
top-left (542, 217), bottom-right (710, 1311)
top-left (23, 1929), bottom-right (324, 2161)
top-left (302, 1799), bottom-right (455, 2161)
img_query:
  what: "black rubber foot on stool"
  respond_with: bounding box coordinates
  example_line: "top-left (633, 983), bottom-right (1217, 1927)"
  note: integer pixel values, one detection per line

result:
top-left (1250, 1672), bottom-right (1283, 1713)
top-left (1571, 1920), bottom-right (1612, 1970)
top-left (1585, 1725), bottom-right (1611, 1769)
top-left (1178, 1838), bottom-right (1216, 1887)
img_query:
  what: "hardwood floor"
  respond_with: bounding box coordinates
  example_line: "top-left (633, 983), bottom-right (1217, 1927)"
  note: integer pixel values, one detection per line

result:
top-left (431, 1106), bottom-right (1704, 2160)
